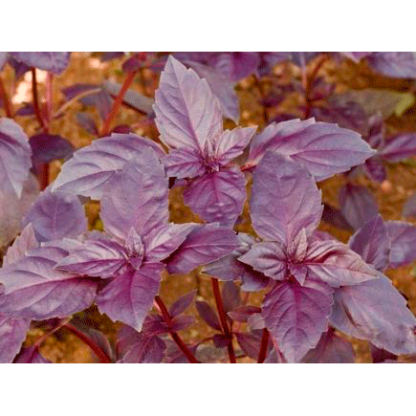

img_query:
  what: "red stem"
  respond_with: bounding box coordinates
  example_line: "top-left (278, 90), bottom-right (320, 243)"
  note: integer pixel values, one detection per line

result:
top-left (63, 323), bottom-right (112, 363)
top-left (211, 278), bottom-right (237, 363)
top-left (100, 69), bottom-right (138, 136)
top-left (240, 163), bottom-right (256, 173)
top-left (304, 54), bottom-right (328, 119)
top-left (44, 72), bottom-right (53, 130)
top-left (34, 318), bottom-right (71, 349)
top-left (154, 295), bottom-right (199, 363)
top-left (39, 164), bottom-right (49, 190)
top-left (0, 76), bottom-right (13, 117)
top-left (31, 69), bottom-right (51, 190)
top-left (257, 328), bottom-right (270, 363)
top-left (31, 68), bottom-right (46, 131)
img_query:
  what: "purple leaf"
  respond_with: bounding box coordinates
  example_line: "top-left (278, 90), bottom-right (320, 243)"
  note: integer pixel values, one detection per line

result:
top-left (101, 52), bottom-right (125, 62)
top-left (15, 103), bottom-right (35, 117)
top-left (103, 81), bottom-right (154, 116)
top-left (213, 52), bottom-right (260, 82)
top-left (321, 203), bottom-right (354, 232)
top-left (310, 100), bottom-right (368, 134)
top-left (380, 133), bottom-right (416, 162)
top-left (402, 192), bottom-right (416, 219)
top-left (341, 52), bottom-right (372, 63)
top-left (235, 331), bottom-right (263, 359)
top-left (0, 118), bottom-right (32, 198)
top-left (183, 168), bottom-right (246, 227)
top-left (302, 329), bottom-right (355, 363)
top-left (125, 228), bottom-right (145, 270)
top-left (183, 60), bottom-right (240, 122)
top-left (10, 52), bottom-right (71, 75)
top-left (238, 241), bottom-right (288, 281)
top-left (385, 221), bottom-right (416, 268)
top-left (240, 225), bottom-right (377, 288)
top-left (22, 187), bottom-right (87, 243)
top-left (257, 52), bottom-right (291, 76)
top-left (100, 157), bottom-right (168, 241)
top-left (0, 240), bottom-right (98, 320)
top-left (363, 155), bottom-right (387, 183)
top-left (367, 52), bottom-right (416, 79)
top-left (51, 133), bottom-right (165, 199)
top-left (303, 240), bottom-right (378, 286)
top-left (163, 148), bottom-right (205, 179)
top-left (264, 344), bottom-right (286, 363)
top-left (154, 56), bottom-right (223, 152)
top-left (117, 325), bottom-right (166, 363)
top-left (144, 223), bottom-right (199, 262)
top-left (155, 53), bottom-right (253, 233)
top-left (166, 223), bottom-right (238, 275)
top-left (228, 305), bottom-right (261, 322)
top-left (203, 233), bottom-right (270, 292)
top-left (62, 83), bottom-right (100, 100)
top-left (250, 151), bottom-right (322, 245)
top-left (29, 134), bottom-right (74, 171)
top-left (56, 237), bottom-right (128, 278)
top-left (84, 89), bottom-right (114, 120)
top-left (14, 345), bottom-right (51, 363)
top-left (330, 274), bottom-right (416, 355)
top-left (195, 301), bottom-right (221, 331)
top-left (366, 113), bottom-right (385, 149)
top-left (75, 113), bottom-right (99, 135)
top-left (69, 323), bottom-right (115, 362)
top-left (349, 215), bottom-right (390, 272)
top-left (0, 315), bottom-right (30, 363)
top-left (213, 334), bottom-right (230, 348)
top-left (164, 339), bottom-right (198, 363)
top-left (95, 262), bottom-right (163, 330)
top-left (173, 52), bottom-right (214, 65)
top-left (169, 290), bottom-right (197, 317)
top-left (221, 281), bottom-right (241, 313)
top-left (370, 344), bottom-right (398, 363)
top-left (339, 184), bottom-right (379, 230)
top-left (8, 56), bottom-right (31, 79)
top-left (290, 52), bottom-right (321, 67)
top-left (215, 127), bottom-right (257, 165)
top-left (249, 118), bottom-right (314, 163)
top-left (72, 87), bottom-right (114, 120)
top-left (247, 312), bottom-right (266, 330)
top-left (248, 118), bottom-right (375, 181)
top-left (262, 278), bottom-right (333, 362)
top-left (339, 51), bottom-right (416, 78)
top-left (3, 223), bottom-right (38, 267)
top-left (0, 174), bottom-right (39, 249)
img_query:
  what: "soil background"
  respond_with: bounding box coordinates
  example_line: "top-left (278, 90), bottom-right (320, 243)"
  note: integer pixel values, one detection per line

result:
top-left (5, 52), bottom-right (416, 363)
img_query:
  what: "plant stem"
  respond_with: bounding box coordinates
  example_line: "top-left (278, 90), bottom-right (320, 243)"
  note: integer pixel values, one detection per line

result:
top-left (257, 328), bottom-right (270, 363)
top-left (100, 69), bottom-right (138, 136)
top-left (31, 68), bottom-right (46, 131)
top-left (211, 278), bottom-right (237, 363)
top-left (154, 295), bottom-right (199, 363)
top-left (34, 318), bottom-right (71, 349)
top-left (0, 75), bottom-right (13, 117)
top-left (63, 323), bottom-right (112, 363)
top-left (240, 163), bottom-right (256, 173)
top-left (44, 72), bottom-right (53, 130)
top-left (53, 87), bottom-right (102, 119)
top-left (304, 54), bottom-right (328, 119)
top-left (31, 68), bottom-right (50, 190)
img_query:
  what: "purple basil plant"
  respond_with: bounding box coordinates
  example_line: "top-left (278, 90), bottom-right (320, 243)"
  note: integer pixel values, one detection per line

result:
top-left (1, 52), bottom-right (416, 363)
